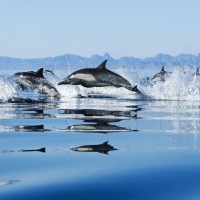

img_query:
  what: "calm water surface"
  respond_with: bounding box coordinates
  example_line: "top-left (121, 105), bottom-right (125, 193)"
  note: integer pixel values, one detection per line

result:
top-left (0, 98), bottom-right (200, 200)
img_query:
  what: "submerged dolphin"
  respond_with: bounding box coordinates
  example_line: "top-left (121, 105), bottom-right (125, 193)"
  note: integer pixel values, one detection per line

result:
top-left (71, 141), bottom-right (117, 154)
top-left (151, 66), bottom-right (171, 83)
top-left (13, 68), bottom-right (60, 99)
top-left (58, 60), bottom-right (141, 93)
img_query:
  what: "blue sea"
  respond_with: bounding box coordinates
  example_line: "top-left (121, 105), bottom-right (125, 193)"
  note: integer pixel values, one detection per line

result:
top-left (0, 65), bottom-right (200, 199)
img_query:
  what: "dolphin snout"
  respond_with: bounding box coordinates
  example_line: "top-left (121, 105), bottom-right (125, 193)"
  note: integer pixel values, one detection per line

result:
top-left (58, 79), bottom-right (70, 85)
top-left (58, 81), bottom-right (65, 85)
top-left (58, 79), bottom-right (78, 85)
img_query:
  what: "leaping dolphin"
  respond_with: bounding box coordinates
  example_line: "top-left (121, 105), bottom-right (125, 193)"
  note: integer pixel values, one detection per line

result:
top-left (151, 66), bottom-right (166, 83)
top-left (58, 60), bottom-right (141, 93)
top-left (13, 68), bottom-right (60, 99)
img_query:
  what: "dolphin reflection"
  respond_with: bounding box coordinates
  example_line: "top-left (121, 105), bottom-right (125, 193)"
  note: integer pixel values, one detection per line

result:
top-left (17, 109), bottom-right (55, 119)
top-left (71, 141), bottom-right (117, 154)
top-left (21, 147), bottom-right (46, 153)
top-left (15, 125), bottom-right (49, 132)
top-left (63, 108), bottom-right (140, 118)
top-left (64, 107), bottom-right (139, 133)
top-left (67, 117), bottom-right (138, 133)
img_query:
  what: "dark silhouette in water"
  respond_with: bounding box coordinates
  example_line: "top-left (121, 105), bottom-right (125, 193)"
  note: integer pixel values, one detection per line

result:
top-left (58, 60), bottom-right (141, 93)
top-left (14, 125), bottom-right (49, 132)
top-left (63, 107), bottom-right (139, 133)
top-left (21, 147), bottom-right (46, 153)
top-left (71, 141), bottom-right (117, 154)
top-left (63, 108), bottom-right (139, 117)
top-left (18, 109), bottom-right (55, 119)
top-left (67, 111), bottom-right (138, 133)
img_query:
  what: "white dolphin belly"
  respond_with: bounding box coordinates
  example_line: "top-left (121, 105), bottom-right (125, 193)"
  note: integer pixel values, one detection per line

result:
top-left (71, 73), bottom-right (96, 81)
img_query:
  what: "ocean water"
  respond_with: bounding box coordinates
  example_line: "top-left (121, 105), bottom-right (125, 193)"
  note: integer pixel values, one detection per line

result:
top-left (0, 66), bottom-right (200, 200)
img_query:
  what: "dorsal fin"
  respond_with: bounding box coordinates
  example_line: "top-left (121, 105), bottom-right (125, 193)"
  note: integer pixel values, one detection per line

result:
top-left (102, 141), bottom-right (108, 145)
top-left (96, 60), bottom-right (107, 70)
top-left (196, 68), bottom-right (199, 75)
top-left (161, 66), bottom-right (165, 72)
top-left (35, 68), bottom-right (44, 78)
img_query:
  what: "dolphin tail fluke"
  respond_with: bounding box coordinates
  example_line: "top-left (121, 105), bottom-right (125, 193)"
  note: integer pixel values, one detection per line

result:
top-left (131, 85), bottom-right (142, 94)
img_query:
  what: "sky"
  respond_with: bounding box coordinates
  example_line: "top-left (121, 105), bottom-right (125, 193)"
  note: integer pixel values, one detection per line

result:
top-left (0, 0), bottom-right (200, 59)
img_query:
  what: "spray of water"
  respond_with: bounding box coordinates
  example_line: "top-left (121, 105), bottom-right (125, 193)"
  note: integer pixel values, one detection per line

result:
top-left (0, 66), bottom-right (200, 102)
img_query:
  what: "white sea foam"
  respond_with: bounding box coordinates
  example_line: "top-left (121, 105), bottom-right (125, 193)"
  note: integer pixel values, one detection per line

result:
top-left (0, 75), bottom-right (16, 102)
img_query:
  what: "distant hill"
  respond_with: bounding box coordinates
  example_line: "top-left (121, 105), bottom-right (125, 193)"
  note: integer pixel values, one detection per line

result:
top-left (0, 52), bottom-right (200, 70)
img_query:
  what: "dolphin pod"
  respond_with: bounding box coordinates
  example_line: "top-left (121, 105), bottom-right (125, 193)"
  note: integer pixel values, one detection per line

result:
top-left (12, 60), bottom-right (199, 100)
top-left (58, 60), bottom-right (141, 93)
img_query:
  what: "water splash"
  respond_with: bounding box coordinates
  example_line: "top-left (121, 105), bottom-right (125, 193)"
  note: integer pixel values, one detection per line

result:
top-left (0, 75), bottom-right (17, 102)
top-left (0, 67), bottom-right (200, 102)
top-left (141, 67), bottom-right (200, 100)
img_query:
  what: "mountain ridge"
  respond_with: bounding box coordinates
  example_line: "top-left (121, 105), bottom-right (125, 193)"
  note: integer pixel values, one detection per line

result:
top-left (0, 52), bottom-right (200, 70)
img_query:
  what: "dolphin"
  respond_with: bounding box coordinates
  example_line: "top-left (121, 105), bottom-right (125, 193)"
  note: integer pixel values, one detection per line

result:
top-left (44, 69), bottom-right (55, 76)
top-left (58, 60), bottom-right (141, 93)
top-left (194, 68), bottom-right (200, 76)
top-left (13, 68), bottom-right (60, 99)
top-left (151, 66), bottom-right (172, 83)
top-left (71, 141), bottom-right (117, 154)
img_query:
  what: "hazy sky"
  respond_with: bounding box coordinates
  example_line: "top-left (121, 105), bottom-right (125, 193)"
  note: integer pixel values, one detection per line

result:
top-left (0, 0), bottom-right (200, 59)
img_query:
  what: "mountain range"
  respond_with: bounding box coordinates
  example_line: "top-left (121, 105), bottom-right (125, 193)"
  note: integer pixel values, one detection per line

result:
top-left (0, 52), bottom-right (200, 70)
